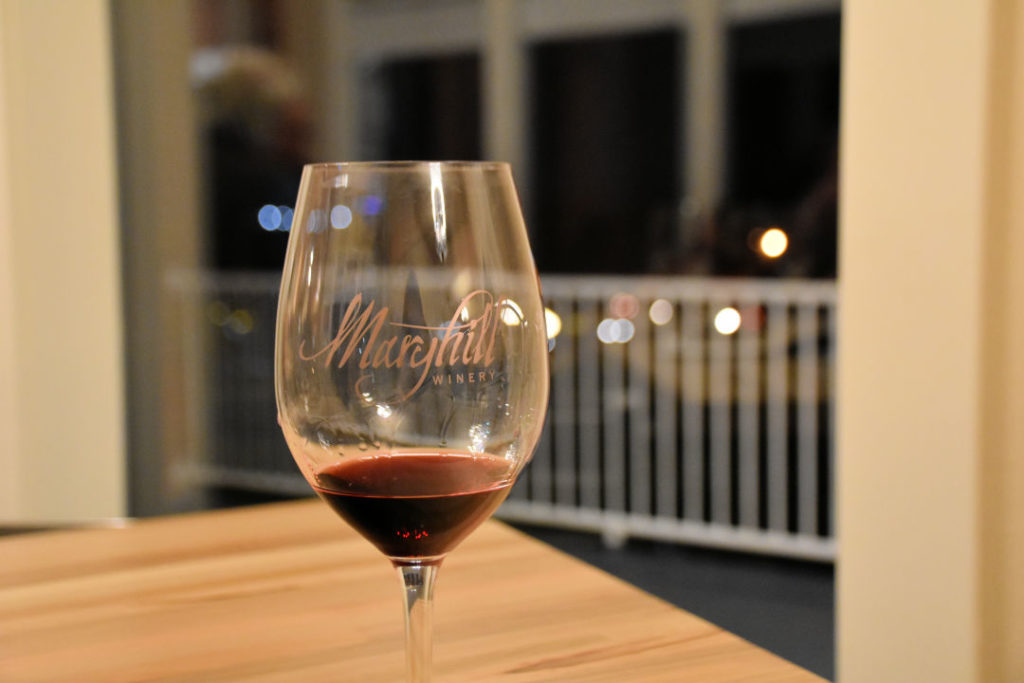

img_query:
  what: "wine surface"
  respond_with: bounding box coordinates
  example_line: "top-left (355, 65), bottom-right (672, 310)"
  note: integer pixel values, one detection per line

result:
top-left (313, 451), bottom-right (513, 561)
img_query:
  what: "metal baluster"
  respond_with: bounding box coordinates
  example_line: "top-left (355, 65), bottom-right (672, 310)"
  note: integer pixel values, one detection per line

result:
top-left (628, 298), bottom-right (651, 516)
top-left (827, 301), bottom-right (837, 536)
top-left (708, 300), bottom-right (732, 525)
top-left (654, 299), bottom-right (679, 518)
top-left (530, 332), bottom-right (554, 504)
top-left (766, 302), bottom-right (789, 532)
top-left (737, 298), bottom-right (760, 528)
top-left (681, 299), bottom-right (705, 521)
top-left (797, 302), bottom-right (820, 537)
top-left (576, 297), bottom-right (602, 510)
top-left (602, 317), bottom-right (627, 515)
top-left (535, 421), bottom-right (554, 506)
top-left (553, 296), bottom-right (576, 506)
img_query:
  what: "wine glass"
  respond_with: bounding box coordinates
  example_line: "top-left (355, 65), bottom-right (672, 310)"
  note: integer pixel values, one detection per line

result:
top-left (275, 162), bottom-right (549, 681)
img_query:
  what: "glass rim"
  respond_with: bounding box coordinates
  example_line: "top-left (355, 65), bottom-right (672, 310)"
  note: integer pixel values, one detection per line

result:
top-left (302, 160), bottom-right (511, 172)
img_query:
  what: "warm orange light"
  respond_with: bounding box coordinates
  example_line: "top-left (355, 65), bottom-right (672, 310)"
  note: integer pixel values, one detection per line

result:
top-left (759, 227), bottom-right (788, 258)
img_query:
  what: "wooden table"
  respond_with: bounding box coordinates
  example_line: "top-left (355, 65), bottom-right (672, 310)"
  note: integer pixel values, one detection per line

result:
top-left (1, 501), bottom-right (823, 681)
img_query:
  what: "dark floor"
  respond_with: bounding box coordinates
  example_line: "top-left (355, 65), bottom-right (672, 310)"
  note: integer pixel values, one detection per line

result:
top-left (511, 524), bottom-right (835, 681)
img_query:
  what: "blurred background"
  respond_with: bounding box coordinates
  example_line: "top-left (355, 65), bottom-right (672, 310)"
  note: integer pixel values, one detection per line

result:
top-left (110, 1), bottom-right (840, 675)
top-left (6, 0), bottom-right (841, 677)
top-left (116, 0), bottom-right (840, 519)
top-left (8, 2), bottom-right (1023, 681)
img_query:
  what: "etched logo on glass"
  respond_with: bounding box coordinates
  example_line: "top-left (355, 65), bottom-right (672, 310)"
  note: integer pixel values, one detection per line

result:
top-left (300, 290), bottom-right (515, 399)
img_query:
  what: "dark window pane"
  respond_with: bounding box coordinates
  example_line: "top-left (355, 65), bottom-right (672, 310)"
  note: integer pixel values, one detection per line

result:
top-left (364, 53), bottom-right (482, 161)
top-left (724, 13), bottom-right (840, 278)
top-left (530, 31), bottom-right (681, 274)
top-left (727, 14), bottom-right (840, 207)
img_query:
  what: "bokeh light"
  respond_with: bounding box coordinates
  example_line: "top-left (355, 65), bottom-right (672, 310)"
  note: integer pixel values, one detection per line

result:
top-left (278, 206), bottom-right (293, 231)
top-left (759, 227), bottom-right (788, 258)
top-left (360, 195), bottom-right (384, 215)
top-left (206, 300), bottom-right (230, 326)
top-left (330, 204), bottom-right (353, 230)
top-left (648, 299), bottom-right (673, 326)
top-left (207, 302), bottom-right (254, 335)
top-left (544, 308), bottom-right (562, 339)
top-left (306, 209), bottom-right (327, 233)
top-left (597, 318), bottom-right (635, 344)
top-left (609, 293), bottom-right (640, 319)
top-left (226, 309), bottom-right (254, 335)
top-left (257, 204), bottom-right (281, 231)
top-left (714, 307), bottom-right (742, 335)
top-left (616, 319), bottom-right (636, 343)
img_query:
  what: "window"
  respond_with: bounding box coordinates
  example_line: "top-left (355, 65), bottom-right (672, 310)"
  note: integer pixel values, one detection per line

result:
top-left (361, 53), bottom-right (482, 161)
top-left (726, 13), bottom-right (840, 277)
top-left (529, 31), bottom-right (681, 274)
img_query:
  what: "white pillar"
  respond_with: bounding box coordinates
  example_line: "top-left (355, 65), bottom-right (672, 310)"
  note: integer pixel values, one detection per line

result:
top-left (684, 0), bottom-right (725, 213)
top-left (0, 0), bottom-right (125, 522)
top-left (483, 0), bottom-right (529, 206)
top-left (0, 0), bottom-right (20, 519)
top-left (322, 0), bottom-right (358, 161)
top-left (839, 0), bottom-right (1024, 680)
top-left (113, 0), bottom-right (205, 515)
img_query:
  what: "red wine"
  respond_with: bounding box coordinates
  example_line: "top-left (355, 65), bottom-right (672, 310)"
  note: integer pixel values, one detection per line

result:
top-left (313, 451), bottom-right (513, 561)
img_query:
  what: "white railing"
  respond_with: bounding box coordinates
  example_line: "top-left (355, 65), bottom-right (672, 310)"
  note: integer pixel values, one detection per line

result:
top-left (170, 271), bottom-right (836, 561)
top-left (506, 275), bottom-right (836, 561)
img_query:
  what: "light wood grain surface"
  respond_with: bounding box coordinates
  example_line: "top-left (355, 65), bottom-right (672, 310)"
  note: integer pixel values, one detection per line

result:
top-left (0, 500), bottom-right (824, 681)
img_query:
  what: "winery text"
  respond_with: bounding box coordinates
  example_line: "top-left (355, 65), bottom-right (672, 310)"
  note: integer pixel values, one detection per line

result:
top-left (299, 290), bottom-right (508, 399)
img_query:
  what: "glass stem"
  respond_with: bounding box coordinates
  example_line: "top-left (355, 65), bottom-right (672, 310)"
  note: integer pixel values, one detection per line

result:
top-left (395, 562), bottom-right (440, 683)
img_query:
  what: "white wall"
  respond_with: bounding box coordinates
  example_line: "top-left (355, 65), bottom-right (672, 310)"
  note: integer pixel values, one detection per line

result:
top-left (839, 0), bottom-right (1024, 680)
top-left (0, 0), bottom-right (20, 518)
top-left (977, 1), bottom-right (1024, 676)
top-left (0, 0), bottom-right (125, 521)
